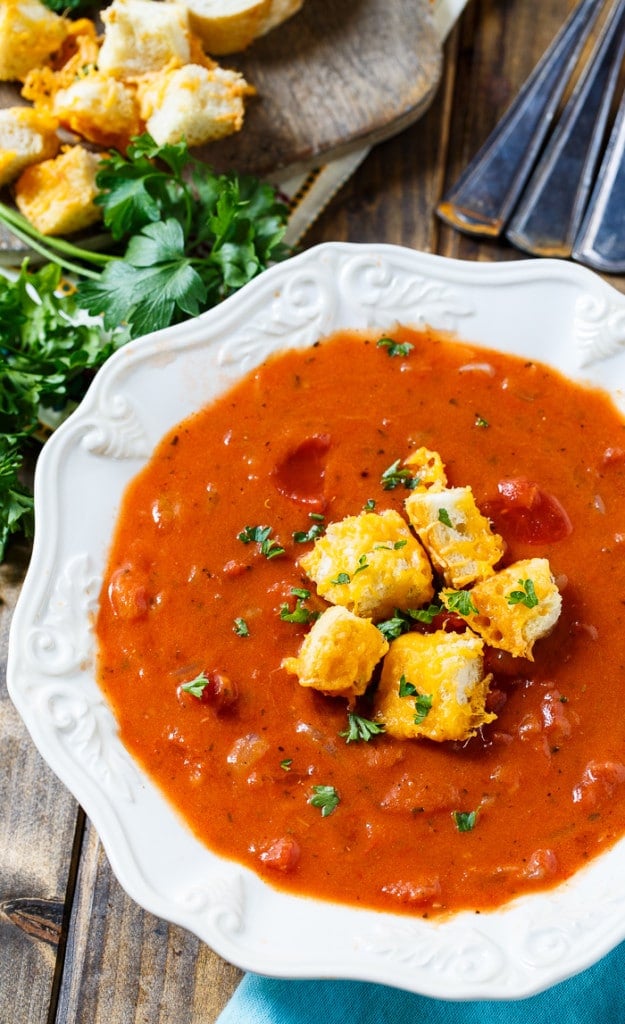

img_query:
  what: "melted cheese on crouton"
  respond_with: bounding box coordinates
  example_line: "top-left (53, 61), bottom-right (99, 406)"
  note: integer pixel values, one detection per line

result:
top-left (404, 447), bottom-right (448, 492)
top-left (444, 557), bottom-right (562, 660)
top-left (0, 0), bottom-right (68, 82)
top-left (373, 630), bottom-right (495, 742)
top-left (299, 509), bottom-right (434, 622)
top-left (282, 605), bottom-right (389, 703)
top-left (51, 72), bottom-right (141, 150)
top-left (15, 145), bottom-right (103, 236)
top-left (136, 63), bottom-right (251, 146)
top-left (405, 485), bottom-right (504, 588)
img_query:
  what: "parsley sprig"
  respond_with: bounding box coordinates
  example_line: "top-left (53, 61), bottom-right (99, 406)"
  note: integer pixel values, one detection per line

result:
top-left (339, 712), bottom-right (386, 743)
top-left (237, 524), bottom-right (285, 559)
top-left (0, 262), bottom-right (124, 557)
top-left (508, 578), bottom-right (539, 608)
top-left (380, 459), bottom-right (420, 491)
top-left (0, 134), bottom-right (290, 340)
top-left (309, 784), bottom-right (340, 817)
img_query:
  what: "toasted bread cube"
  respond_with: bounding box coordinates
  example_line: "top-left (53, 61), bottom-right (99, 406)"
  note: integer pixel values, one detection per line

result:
top-left (136, 63), bottom-right (250, 146)
top-left (0, 106), bottom-right (59, 186)
top-left (98, 0), bottom-right (191, 77)
top-left (282, 605), bottom-right (389, 703)
top-left (0, 0), bottom-right (68, 82)
top-left (443, 557), bottom-right (562, 661)
top-left (52, 71), bottom-right (141, 150)
top-left (15, 145), bottom-right (102, 236)
top-left (404, 447), bottom-right (448, 492)
top-left (405, 486), bottom-right (504, 588)
top-left (373, 630), bottom-right (495, 742)
top-left (299, 510), bottom-right (434, 623)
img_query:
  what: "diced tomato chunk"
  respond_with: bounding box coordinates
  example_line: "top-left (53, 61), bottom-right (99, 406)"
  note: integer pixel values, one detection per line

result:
top-left (572, 760), bottom-right (625, 810)
top-left (259, 836), bottom-right (301, 872)
top-left (483, 479), bottom-right (573, 544)
top-left (108, 565), bottom-right (150, 620)
top-left (381, 877), bottom-right (442, 906)
top-left (273, 434), bottom-right (331, 511)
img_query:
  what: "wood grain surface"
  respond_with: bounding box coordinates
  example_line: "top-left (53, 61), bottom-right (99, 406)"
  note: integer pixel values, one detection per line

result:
top-left (2, 2), bottom-right (624, 1022)
top-left (0, 0), bottom-right (442, 176)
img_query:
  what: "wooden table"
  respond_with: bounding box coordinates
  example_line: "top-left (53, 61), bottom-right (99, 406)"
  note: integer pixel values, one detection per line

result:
top-left (2, 1), bottom-right (623, 1020)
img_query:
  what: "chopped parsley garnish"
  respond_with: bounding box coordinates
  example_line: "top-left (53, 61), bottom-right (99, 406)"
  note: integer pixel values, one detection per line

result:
top-left (309, 784), bottom-right (340, 817)
top-left (398, 675), bottom-right (417, 698)
top-left (410, 603), bottom-right (443, 624)
top-left (452, 810), bottom-right (478, 832)
top-left (377, 613), bottom-right (413, 640)
top-left (293, 513), bottom-right (326, 543)
top-left (237, 524), bottom-right (285, 559)
top-left (339, 712), bottom-right (386, 743)
top-left (507, 578), bottom-right (539, 608)
top-left (331, 554), bottom-right (369, 585)
top-left (475, 414), bottom-right (489, 428)
top-left (233, 617), bottom-right (249, 637)
top-left (373, 539), bottom-right (408, 551)
top-left (181, 672), bottom-right (210, 698)
top-left (398, 675), bottom-right (432, 724)
top-left (437, 507), bottom-right (454, 528)
top-left (279, 588), bottom-right (319, 624)
top-left (414, 693), bottom-right (433, 724)
top-left (280, 758), bottom-right (293, 771)
top-left (380, 459), bottom-right (420, 491)
top-left (363, 498), bottom-right (376, 511)
top-left (377, 605), bottom-right (441, 639)
top-left (445, 590), bottom-right (479, 616)
top-left (376, 336), bottom-right (414, 358)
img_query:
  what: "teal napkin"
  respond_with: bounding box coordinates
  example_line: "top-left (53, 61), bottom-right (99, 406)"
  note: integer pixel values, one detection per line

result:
top-left (216, 944), bottom-right (625, 1023)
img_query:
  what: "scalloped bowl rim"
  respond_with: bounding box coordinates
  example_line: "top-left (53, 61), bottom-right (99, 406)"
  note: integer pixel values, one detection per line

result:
top-left (7, 242), bottom-right (625, 1001)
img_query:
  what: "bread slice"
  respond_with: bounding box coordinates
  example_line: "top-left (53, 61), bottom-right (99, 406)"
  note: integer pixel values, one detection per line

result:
top-left (170, 0), bottom-right (304, 54)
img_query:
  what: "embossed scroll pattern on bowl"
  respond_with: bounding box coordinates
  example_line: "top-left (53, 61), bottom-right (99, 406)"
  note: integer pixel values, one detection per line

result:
top-left (8, 243), bottom-right (625, 1000)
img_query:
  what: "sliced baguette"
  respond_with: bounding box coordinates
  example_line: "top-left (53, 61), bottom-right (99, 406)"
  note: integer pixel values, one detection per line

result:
top-left (169, 0), bottom-right (304, 54)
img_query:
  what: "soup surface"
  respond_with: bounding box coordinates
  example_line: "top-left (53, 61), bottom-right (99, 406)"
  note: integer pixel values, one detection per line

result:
top-left (96, 327), bottom-right (625, 916)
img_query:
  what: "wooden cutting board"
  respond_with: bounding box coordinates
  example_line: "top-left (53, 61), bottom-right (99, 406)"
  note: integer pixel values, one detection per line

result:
top-left (0, 0), bottom-right (442, 176)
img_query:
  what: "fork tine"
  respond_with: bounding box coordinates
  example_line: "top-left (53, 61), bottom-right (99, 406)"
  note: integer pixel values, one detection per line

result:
top-left (572, 88), bottom-right (625, 273)
top-left (505, 0), bottom-right (625, 258)
top-left (437, 0), bottom-right (603, 236)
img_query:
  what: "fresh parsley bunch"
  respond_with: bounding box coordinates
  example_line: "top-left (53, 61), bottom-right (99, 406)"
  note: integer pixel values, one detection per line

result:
top-left (0, 262), bottom-right (123, 558)
top-left (77, 135), bottom-right (291, 336)
top-left (0, 134), bottom-right (291, 558)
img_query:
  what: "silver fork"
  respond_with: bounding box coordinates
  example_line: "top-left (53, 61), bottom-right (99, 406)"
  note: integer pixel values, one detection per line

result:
top-left (437, 0), bottom-right (625, 272)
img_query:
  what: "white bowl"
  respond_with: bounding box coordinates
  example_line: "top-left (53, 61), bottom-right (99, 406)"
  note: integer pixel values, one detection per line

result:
top-left (8, 243), bottom-right (625, 1000)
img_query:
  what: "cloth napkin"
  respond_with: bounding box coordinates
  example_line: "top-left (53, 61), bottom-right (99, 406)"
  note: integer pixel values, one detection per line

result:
top-left (215, 941), bottom-right (625, 1024)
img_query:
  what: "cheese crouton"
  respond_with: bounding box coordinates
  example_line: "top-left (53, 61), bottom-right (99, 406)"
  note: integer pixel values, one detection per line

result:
top-left (404, 447), bottom-right (448, 492)
top-left (0, 0), bottom-right (68, 82)
top-left (299, 510), bottom-right (434, 623)
top-left (282, 605), bottom-right (389, 703)
top-left (22, 19), bottom-right (101, 113)
top-left (137, 63), bottom-right (251, 146)
top-left (15, 145), bottom-right (102, 236)
top-left (373, 630), bottom-right (495, 742)
top-left (405, 486), bottom-right (504, 588)
top-left (51, 71), bottom-right (141, 150)
top-left (0, 107), bottom-right (59, 187)
top-left (98, 0), bottom-right (191, 77)
top-left (443, 557), bottom-right (562, 661)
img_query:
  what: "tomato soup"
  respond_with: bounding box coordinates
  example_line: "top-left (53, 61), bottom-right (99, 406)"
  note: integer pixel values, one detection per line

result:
top-left (96, 327), bottom-right (625, 916)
